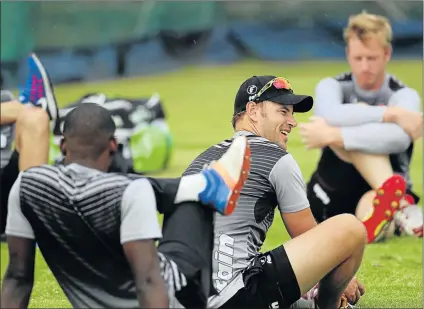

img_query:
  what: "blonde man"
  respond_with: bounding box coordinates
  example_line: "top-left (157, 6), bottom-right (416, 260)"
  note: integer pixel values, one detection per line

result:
top-left (300, 12), bottom-right (423, 243)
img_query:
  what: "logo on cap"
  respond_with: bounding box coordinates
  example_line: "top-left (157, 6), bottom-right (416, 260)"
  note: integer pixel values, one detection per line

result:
top-left (246, 85), bottom-right (257, 95)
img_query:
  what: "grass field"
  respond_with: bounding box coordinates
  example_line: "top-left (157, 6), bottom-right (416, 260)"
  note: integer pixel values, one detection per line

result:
top-left (1, 60), bottom-right (422, 308)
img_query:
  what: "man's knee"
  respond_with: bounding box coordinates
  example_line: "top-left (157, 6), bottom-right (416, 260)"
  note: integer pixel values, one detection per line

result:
top-left (17, 107), bottom-right (49, 134)
top-left (326, 214), bottom-right (367, 247)
top-left (330, 146), bottom-right (353, 163)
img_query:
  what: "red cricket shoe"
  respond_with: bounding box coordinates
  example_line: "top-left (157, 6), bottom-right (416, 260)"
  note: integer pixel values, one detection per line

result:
top-left (362, 175), bottom-right (407, 243)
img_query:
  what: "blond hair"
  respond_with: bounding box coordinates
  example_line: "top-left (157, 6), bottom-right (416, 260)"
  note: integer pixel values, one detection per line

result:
top-left (344, 11), bottom-right (392, 47)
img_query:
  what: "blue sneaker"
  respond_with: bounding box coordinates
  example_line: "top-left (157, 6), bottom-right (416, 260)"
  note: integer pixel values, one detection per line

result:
top-left (199, 136), bottom-right (250, 216)
top-left (18, 53), bottom-right (59, 121)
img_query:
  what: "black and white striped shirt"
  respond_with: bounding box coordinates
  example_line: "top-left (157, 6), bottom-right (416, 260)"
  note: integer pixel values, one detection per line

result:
top-left (6, 163), bottom-right (184, 308)
top-left (183, 131), bottom-right (310, 307)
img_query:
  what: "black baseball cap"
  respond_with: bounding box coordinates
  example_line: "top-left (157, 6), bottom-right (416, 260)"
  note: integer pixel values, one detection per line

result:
top-left (234, 75), bottom-right (313, 115)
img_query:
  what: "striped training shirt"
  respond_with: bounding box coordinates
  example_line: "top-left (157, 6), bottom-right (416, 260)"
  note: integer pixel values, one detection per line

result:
top-left (183, 131), bottom-right (310, 307)
top-left (5, 163), bottom-right (185, 308)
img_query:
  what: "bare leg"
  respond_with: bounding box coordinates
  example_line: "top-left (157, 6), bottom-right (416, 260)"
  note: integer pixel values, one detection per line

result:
top-left (15, 107), bottom-right (50, 170)
top-left (331, 147), bottom-right (400, 241)
top-left (330, 148), bottom-right (393, 189)
top-left (284, 214), bottom-right (367, 309)
top-left (0, 100), bottom-right (27, 125)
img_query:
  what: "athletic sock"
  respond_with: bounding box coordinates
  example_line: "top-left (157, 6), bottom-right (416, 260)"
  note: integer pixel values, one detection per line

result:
top-left (174, 173), bottom-right (207, 204)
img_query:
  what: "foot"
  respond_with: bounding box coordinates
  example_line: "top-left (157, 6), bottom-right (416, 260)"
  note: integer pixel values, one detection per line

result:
top-left (18, 53), bottom-right (59, 121)
top-left (198, 136), bottom-right (250, 215)
top-left (362, 175), bottom-right (406, 243)
top-left (394, 195), bottom-right (423, 237)
top-left (295, 285), bottom-right (354, 309)
top-left (339, 295), bottom-right (354, 309)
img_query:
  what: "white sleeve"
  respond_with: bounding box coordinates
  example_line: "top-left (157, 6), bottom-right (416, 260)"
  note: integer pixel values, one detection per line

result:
top-left (5, 173), bottom-right (35, 239)
top-left (120, 178), bottom-right (162, 244)
top-left (314, 77), bottom-right (386, 126)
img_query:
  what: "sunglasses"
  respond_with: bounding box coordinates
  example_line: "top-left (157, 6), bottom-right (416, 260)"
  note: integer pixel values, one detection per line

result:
top-left (249, 77), bottom-right (293, 102)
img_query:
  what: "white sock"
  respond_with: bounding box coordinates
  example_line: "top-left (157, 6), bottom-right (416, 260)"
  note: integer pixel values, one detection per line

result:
top-left (174, 173), bottom-right (207, 204)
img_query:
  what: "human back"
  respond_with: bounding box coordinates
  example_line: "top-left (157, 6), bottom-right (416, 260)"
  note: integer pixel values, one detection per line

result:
top-left (19, 163), bottom-right (143, 308)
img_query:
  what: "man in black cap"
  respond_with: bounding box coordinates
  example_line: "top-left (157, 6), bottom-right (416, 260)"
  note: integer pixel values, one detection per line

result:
top-left (182, 75), bottom-right (367, 309)
top-left (1, 102), bottom-right (251, 309)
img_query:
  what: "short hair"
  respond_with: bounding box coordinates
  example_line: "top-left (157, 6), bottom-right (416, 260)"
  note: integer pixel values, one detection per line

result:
top-left (63, 103), bottom-right (116, 159)
top-left (343, 11), bottom-right (392, 48)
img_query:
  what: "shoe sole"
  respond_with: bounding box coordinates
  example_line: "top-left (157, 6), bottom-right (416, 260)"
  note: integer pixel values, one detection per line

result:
top-left (224, 141), bottom-right (250, 215)
top-left (29, 53), bottom-right (58, 120)
top-left (362, 175), bottom-right (406, 243)
top-left (212, 138), bottom-right (251, 216)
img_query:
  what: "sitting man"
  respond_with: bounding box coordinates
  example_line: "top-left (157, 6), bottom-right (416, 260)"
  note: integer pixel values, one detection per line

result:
top-left (299, 11), bottom-right (423, 243)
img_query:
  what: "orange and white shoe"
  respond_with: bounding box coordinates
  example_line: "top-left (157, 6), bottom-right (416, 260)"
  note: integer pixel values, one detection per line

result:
top-left (362, 175), bottom-right (407, 243)
top-left (199, 136), bottom-right (250, 215)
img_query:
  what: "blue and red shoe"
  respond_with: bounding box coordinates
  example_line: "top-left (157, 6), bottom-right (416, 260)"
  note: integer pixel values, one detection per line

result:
top-left (18, 53), bottom-right (59, 121)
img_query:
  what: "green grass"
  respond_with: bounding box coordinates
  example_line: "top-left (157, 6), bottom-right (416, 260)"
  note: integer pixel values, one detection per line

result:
top-left (1, 60), bottom-right (422, 308)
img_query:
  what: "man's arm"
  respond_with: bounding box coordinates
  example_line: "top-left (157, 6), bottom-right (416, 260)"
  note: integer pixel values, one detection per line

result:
top-left (269, 155), bottom-right (317, 238)
top-left (1, 174), bottom-right (36, 308)
top-left (329, 87), bottom-right (421, 154)
top-left (120, 178), bottom-right (169, 308)
top-left (314, 77), bottom-right (387, 126)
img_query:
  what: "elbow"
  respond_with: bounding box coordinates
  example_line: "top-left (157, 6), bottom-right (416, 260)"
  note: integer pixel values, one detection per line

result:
top-left (135, 273), bottom-right (168, 306)
top-left (388, 137), bottom-right (411, 153)
top-left (385, 129), bottom-right (412, 153)
top-left (4, 266), bottom-right (34, 286)
top-left (371, 136), bottom-right (411, 154)
top-left (135, 274), bottom-right (156, 295)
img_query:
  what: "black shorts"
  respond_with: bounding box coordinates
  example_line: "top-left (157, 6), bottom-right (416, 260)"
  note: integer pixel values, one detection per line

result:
top-left (0, 150), bottom-right (20, 233)
top-left (220, 246), bottom-right (301, 309)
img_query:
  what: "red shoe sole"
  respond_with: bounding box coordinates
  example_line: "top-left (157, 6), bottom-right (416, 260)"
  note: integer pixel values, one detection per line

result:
top-left (223, 142), bottom-right (251, 215)
top-left (362, 175), bottom-right (406, 243)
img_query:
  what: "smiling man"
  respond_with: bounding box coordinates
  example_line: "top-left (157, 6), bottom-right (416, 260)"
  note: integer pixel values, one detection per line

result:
top-left (183, 75), bottom-right (368, 309)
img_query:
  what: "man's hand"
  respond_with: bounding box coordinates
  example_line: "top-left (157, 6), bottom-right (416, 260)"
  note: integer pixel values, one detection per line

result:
top-left (343, 277), bottom-right (365, 305)
top-left (384, 106), bottom-right (423, 141)
top-left (299, 117), bottom-right (344, 149)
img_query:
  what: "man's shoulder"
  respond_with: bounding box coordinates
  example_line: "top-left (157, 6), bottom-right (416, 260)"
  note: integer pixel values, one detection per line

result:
top-left (386, 74), bottom-right (407, 92)
top-left (315, 73), bottom-right (351, 91)
top-left (185, 136), bottom-right (287, 176)
top-left (192, 136), bottom-right (286, 159)
top-left (23, 164), bottom-right (59, 175)
top-left (332, 72), bottom-right (353, 83)
top-left (183, 141), bottom-right (229, 175)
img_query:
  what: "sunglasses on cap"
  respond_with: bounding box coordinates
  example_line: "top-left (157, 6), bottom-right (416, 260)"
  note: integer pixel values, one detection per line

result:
top-left (249, 77), bottom-right (293, 102)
